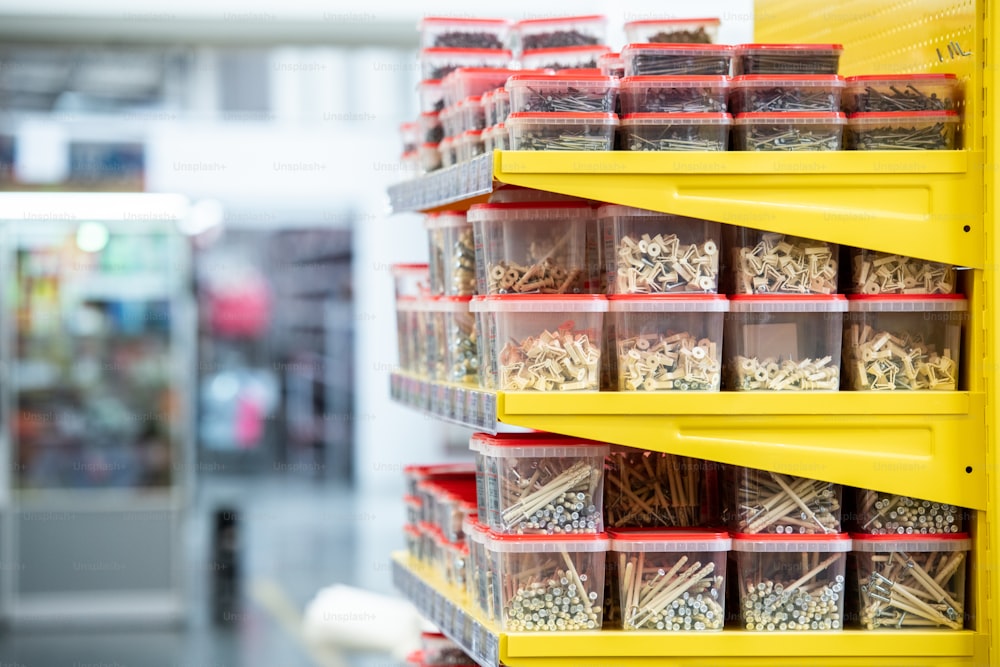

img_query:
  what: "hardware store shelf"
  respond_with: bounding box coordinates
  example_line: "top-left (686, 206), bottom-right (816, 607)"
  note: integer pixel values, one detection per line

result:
top-left (390, 373), bottom-right (986, 510)
top-left (388, 151), bottom-right (983, 269)
top-left (392, 552), bottom-right (979, 667)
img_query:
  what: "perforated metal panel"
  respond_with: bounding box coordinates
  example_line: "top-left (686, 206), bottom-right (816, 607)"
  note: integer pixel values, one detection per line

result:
top-left (755, 0), bottom-right (981, 147)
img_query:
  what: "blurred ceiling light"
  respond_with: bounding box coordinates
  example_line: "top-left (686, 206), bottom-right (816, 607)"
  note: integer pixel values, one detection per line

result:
top-left (76, 221), bottom-right (110, 252)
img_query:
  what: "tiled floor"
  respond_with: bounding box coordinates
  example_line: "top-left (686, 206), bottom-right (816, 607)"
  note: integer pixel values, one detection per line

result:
top-left (0, 476), bottom-right (410, 667)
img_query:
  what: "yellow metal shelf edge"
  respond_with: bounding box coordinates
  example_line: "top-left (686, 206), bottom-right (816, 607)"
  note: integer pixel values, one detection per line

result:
top-left (393, 553), bottom-right (976, 666)
top-left (496, 391), bottom-right (986, 510)
top-left (493, 150), bottom-right (983, 268)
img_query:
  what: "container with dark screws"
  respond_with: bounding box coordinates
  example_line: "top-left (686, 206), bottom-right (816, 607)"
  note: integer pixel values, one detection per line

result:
top-left (620, 75), bottom-right (729, 114)
top-left (515, 15), bottom-right (606, 50)
top-left (507, 74), bottom-right (619, 113)
top-left (733, 112), bottom-right (846, 151)
top-left (624, 18), bottom-right (721, 45)
top-left (420, 47), bottom-right (513, 81)
top-left (507, 112), bottom-right (618, 151)
top-left (622, 44), bottom-right (734, 77)
top-left (621, 112), bottom-right (731, 151)
top-left (730, 75), bottom-right (845, 113)
top-left (736, 43), bottom-right (843, 75)
top-left (846, 111), bottom-right (959, 151)
top-left (843, 74), bottom-right (959, 113)
top-left (520, 45), bottom-right (612, 72)
top-left (419, 17), bottom-right (512, 50)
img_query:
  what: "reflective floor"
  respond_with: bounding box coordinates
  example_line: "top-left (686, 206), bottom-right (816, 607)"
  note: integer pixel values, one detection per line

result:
top-left (0, 476), bottom-right (409, 667)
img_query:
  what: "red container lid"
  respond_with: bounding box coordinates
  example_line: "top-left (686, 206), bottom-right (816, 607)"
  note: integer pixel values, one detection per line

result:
top-left (507, 72), bottom-right (617, 84)
top-left (732, 74), bottom-right (845, 83)
top-left (421, 47), bottom-right (514, 58)
top-left (738, 43), bottom-right (843, 51)
top-left (404, 494), bottom-right (422, 507)
top-left (848, 110), bottom-right (960, 120)
top-left (734, 111), bottom-right (846, 123)
top-left (516, 15), bottom-right (606, 26)
top-left (731, 532), bottom-right (852, 552)
top-left (620, 112), bottom-right (732, 123)
top-left (521, 45), bottom-right (613, 56)
top-left (851, 532), bottom-right (971, 551)
top-left (506, 111), bottom-right (619, 122)
top-left (420, 17), bottom-right (512, 27)
top-left (608, 293), bottom-right (729, 312)
top-left (487, 530), bottom-right (610, 552)
top-left (845, 73), bottom-right (957, 82)
top-left (729, 293), bottom-right (848, 312)
top-left (846, 293), bottom-right (967, 312)
top-left (557, 68), bottom-right (605, 76)
top-left (479, 293), bottom-right (609, 313)
top-left (627, 17), bottom-right (721, 26)
top-left (609, 527), bottom-right (731, 552)
top-left (623, 42), bottom-right (734, 52)
top-left (621, 74), bottom-right (730, 85)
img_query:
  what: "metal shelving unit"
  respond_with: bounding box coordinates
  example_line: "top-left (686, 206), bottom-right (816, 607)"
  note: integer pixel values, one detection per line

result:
top-left (387, 1), bottom-right (998, 664)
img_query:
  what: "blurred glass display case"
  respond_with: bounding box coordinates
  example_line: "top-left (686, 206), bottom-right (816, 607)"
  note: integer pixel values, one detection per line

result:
top-left (0, 193), bottom-right (193, 625)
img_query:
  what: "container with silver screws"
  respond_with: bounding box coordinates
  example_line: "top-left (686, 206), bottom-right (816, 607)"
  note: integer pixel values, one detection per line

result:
top-left (621, 113), bottom-right (731, 151)
top-left (506, 74), bottom-right (620, 113)
top-left (730, 467), bottom-right (842, 534)
top-left (482, 434), bottom-right (608, 535)
top-left (847, 111), bottom-right (960, 151)
top-left (729, 75), bottom-right (845, 114)
top-left (619, 76), bottom-right (730, 114)
top-left (843, 74), bottom-right (960, 113)
top-left (507, 112), bottom-right (618, 151)
top-left (487, 531), bottom-right (609, 632)
top-left (733, 112), bottom-right (846, 151)
top-left (609, 528), bottom-right (730, 631)
top-left (735, 43), bottom-right (843, 75)
top-left (853, 533), bottom-right (969, 630)
top-left (732, 533), bottom-right (852, 631)
top-left (622, 43), bottom-right (735, 77)
top-left (856, 489), bottom-right (965, 535)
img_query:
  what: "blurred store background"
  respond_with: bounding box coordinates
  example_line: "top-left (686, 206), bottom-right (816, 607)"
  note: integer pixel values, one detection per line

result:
top-left (0, 1), bottom-right (752, 666)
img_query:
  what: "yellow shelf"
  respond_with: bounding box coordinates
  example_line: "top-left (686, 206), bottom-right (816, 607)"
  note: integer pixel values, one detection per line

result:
top-left (389, 150), bottom-right (983, 268)
top-left (390, 373), bottom-right (986, 510)
top-left (393, 552), bottom-right (981, 667)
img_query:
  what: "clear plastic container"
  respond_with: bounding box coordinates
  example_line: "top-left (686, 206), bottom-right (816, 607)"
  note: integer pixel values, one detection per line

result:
top-left (446, 539), bottom-right (469, 591)
top-left (481, 434), bottom-right (608, 534)
top-left (443, 68), bottom-right (523, 108)
top-left (733, 111), bottom-right (845, 151)
top-left (419, 17), bottom-right (512, 50)
top-left (852, 533), bottom-right (969, 630)
top-left (520, 45), bottom-right (612, 71)
top-left (493, 121), bottom-right (510, 150)
top-left (462, 514), bottom-right (486, 617)
top-left (401, 150), bottom-right (420, 180)
top-left (484, 294), bottom-right (608, 392)
top-left (419, 142), bottom-right (442, 173)
top-left (514, 15), bottom-right (607, 51)
top-left (730, 74), bottom-right (845, 113)
top-left (482, 124), bottom-right (498, 152)
top-left (621, 112), bottom-right (731, 151)
top-left (732, 533), bottom-right (851, 631)
top-left (855, 489), bottom-right (965, 535)
top-left (609, 528), bottom-right (729, 631)
top-left (506, 73), bottom-right (619, 113)
top-left (622, 43), bottom-right (734, 77)
top-left (727, 229), bottom-right (838, 295)
top-left (605, 448), bottom-right (716, 527)
top-left (456, 129), bottom-right (485, 162)
top-left (736, 43), bottom-right (843, 75)
top-left (418, 79), bottom-right (445, 114)
top-left (730, 466), bottom-right (842, 534)
top-left (427, 211), bottom-right (476, 297)
top-left (494, 87), bottom-right (510, 123)
top-left (420, 48), bottom-right (513, 81)
top-left (467, 201), bottom-right (593, 295)
top-left (487, 532), bottom-right (609, 631)
top-left (392, 263), bottom-right (431, 300)
top-left (598, 52), bottom-right (625, 78)
top-left (456, 96), bottom-right (486, 133)
top-left (439, 296), bottom-right (478, 384)
top-left (482, 89), bottom-right (498, 127)
top-left (849, 249), bottom-right (957, 296)
top-left (846, 111), bottom-right (960, 150)
top-left (423, 297), bottom-right (449, 381)
top-left (724, 295), bottom-right (847, 391)
top-left (507, 111), bottom-right (618, 151)
top-left (470, 297), bottom-right (497, 389)
top-left (420, 631), bottom-right (474, 665)
top-left (607, 295), bottom-right (727, 392)
top-left (620, 75), bottom-right (729, 114)
top-left (843, 73), bottom-right (960, 113)
top-left (396, 297), bottom-right (418, 373)
top-left (439, 136), bottom-right (457, 168)
top-left (440, 105), bottom-right (461, 140)
top-left (401, 121), bottom-right (420, 153)
top-left (404, 523), bottom-right (421, 560)
top-left (404, 494), bottom-right (422, 526)
top-left (600, 205), bottom-right (721, 294)
top-left (844, 295), bottom-right (966, 391)
top-left (419, 111), bottom-right (445, 145)
top-left (624, 18), bottom-right (721, 45)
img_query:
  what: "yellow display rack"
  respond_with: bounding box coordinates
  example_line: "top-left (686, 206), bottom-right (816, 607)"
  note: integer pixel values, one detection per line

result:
top-left (388, 1), bottom-right (997, 664)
